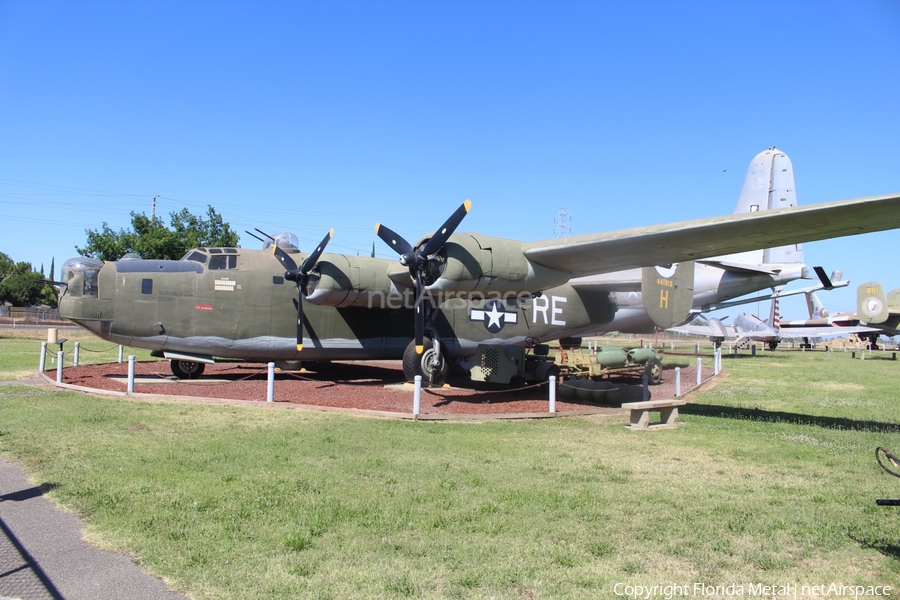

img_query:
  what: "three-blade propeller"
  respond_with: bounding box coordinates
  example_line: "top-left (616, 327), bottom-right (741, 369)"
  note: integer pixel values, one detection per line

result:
top-left (276, 229), bottom-right (334, 351)
top-left (375, 200), bottom-right (471, 354)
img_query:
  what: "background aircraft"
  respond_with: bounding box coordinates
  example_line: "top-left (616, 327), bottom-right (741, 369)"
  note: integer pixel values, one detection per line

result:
top-left (780, 282), bottom-right (900, 349)
top-left (574, 148), bottom-right (843, 335)
top-left (669, 297), bottom-right (878, 350)
top-left (59, 190), bottom-right (900, 383)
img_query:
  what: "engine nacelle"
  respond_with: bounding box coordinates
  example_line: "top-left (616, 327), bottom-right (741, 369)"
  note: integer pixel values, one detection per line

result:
top-left (427, 233), bottom-right (571, 295)
top-left (304, 234), bottom-right (573, 308)
top-left (305, 254), bottom-right (411, 308)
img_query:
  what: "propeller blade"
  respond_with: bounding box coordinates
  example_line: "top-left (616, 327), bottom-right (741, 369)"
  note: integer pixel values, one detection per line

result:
top-left (420, 199), bottom-right (471, 257)
top-left (374, 201), bottom-right (473, 355)
top-left (300, 228), bottom-right (334, 273)
top-left (274, 245), bottom-right (298, 271)
top-left (374, 223), bottom-right (414, 256)
top-left (296, 286), bottom-right (304, 351)
top-left (414, 272), bottom-right (425, 354)
top-left (282, 229), bottom-right (335, 352)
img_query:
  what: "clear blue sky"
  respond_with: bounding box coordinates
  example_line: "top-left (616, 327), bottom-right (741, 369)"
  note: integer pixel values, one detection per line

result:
top-left (2, 0), bottom-right (898, 319)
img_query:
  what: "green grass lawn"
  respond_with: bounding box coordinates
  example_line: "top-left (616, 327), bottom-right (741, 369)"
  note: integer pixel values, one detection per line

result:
top-left (1, 338), bottom-right (899, 599)
top-left (0, 329), bottom-right (157, 380)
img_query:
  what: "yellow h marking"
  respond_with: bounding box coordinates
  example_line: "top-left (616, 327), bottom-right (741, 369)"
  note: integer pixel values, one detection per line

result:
top-left (659, 289), bottom-right (669, 310)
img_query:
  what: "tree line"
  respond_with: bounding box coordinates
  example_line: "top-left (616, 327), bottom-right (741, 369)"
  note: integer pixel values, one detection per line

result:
top-left (2, 206), bottom-right (239, 307)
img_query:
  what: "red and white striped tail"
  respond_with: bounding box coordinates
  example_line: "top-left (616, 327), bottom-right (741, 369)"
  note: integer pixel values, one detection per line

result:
top-left (772, 298), bottom-right (781, 330)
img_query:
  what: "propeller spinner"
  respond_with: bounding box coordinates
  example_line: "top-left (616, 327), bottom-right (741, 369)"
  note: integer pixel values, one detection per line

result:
top-left (275, 229), bottom-right (334, 351)
top-left (375, 200), bottom-right (471, 354)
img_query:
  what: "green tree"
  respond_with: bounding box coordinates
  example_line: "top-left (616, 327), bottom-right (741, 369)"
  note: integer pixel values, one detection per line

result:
top-left (0, 254), bottom-right (57, 307)
top-left (76, 206), bottom-right (239, 261)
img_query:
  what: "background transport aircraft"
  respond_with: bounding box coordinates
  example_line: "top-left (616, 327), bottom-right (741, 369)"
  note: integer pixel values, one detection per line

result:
top-left (573, 148), bottom-right (843, 335)
top-left (781, 282), bottom-right (900, 349)
top-left (669, 298), bottom-right (879, 350)
top-left (58, 185), bottom-right (900, 384)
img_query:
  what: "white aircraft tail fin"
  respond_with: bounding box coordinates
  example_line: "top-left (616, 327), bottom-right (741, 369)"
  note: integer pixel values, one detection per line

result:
top-left (725, 147), bottom-right (805, 265)
top-left (805, 291), bottom-right (829, 319)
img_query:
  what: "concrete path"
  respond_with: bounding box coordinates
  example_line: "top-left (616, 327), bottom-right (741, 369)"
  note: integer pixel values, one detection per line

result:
top-left (0, 455), bottom-right (186, 600)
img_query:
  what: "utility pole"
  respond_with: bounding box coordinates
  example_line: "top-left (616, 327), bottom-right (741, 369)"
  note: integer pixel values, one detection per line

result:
top-left (554, 209), bottom-right (571, 238)
top-left (152, 195), bottom-right (157, 219)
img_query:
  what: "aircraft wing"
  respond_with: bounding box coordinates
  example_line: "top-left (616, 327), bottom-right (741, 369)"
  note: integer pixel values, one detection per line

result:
top-left (776, 325), bottom-right (881, 340)
top-left (523, 193), bottom-right (900, 278)
top-left (669, 324), bottom-right (736, 338)
top-left (669, 318), bottom-right (734, 338)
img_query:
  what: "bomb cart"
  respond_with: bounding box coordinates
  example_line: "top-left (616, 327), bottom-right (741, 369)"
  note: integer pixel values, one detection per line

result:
top-left (557, 346), bottom-right (663, 385)
top-left (467, 342), bottom-right (662, 387)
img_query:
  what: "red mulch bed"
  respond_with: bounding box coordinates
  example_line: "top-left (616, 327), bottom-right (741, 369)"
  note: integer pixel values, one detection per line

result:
top-left (59, 358), bottom-right (701, 418)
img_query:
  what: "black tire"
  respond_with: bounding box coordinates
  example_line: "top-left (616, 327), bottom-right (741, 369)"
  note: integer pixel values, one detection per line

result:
top-left (644, 357), bottom-right (663, 385)
top-left (171, 359), bottom-right (205, 379)
top-left (768, 342), bottom-right (778, 351)
top-left (402, 339), bottom-right (448, 385)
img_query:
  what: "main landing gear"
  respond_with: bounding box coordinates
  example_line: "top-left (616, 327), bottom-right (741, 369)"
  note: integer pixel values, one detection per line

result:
top-left (403, 338), bottom-right (448, 386)
top-left (170, 359), bottom-right (206, 379)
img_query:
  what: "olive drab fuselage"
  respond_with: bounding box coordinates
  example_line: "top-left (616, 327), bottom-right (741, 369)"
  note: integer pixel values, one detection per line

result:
top-left (59, 245), bottom-right (617, 363)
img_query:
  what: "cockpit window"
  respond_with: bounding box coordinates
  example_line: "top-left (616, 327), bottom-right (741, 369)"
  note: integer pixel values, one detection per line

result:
top-left (209, 255), bottom-right (238, 270)
top-left (182, 250), bottom-right (208, 264)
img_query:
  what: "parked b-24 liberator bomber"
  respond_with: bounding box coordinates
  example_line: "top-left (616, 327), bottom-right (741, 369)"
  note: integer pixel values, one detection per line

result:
top-left (58, 189), bottom-right (900, 384)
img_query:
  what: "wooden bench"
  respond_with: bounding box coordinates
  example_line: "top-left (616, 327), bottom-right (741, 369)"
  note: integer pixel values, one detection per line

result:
top-left (621, 399), bottom-right (686, 430)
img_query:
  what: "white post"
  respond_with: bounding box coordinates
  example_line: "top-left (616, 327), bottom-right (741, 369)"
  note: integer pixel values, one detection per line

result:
top-left (696, 357), bottom-right (702, 386)
top-left (127, 355), bottom-right (135, 394)
top-left (39, 342), bottom-right (47, 372)
top-left (118, 345), bottom-right (124, 363)
top-left (73, 342), bottom-right (80, 367)
top-left (56, 351), bottom-right (64, 383)
top-left (267, 362), bottom-right (275, 403)
top-left (675, 367), bottom-right (681, 397)
top-left (549, 375), bottom-right (556, 413)
top-left (413, 375), bottom-right (422, 416)
top-left (714, 350), bottom-right (719, 375)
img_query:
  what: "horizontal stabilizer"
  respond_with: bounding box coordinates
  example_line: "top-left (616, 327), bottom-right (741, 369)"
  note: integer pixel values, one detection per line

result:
top-left (695, 260), bottom-right (778, 275)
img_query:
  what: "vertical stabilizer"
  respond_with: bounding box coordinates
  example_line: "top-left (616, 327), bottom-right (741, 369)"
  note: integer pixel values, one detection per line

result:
top-left (888, 289), bottom-right (900, 314)
top-left (768, 297), bottom-right (781, 330)
top-left (641, 261), bottom-right (695, 328)
top-left (763, 150), bottom-right (803, 264)
top-left (725, 148), bottom-right (804, 265)
top-left (858, 281), bottom-right (889, 324)
top-left (806, 291), bottom-right (829, 319)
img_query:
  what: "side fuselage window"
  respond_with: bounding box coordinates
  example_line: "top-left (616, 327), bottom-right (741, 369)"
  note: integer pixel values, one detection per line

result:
top-left (209, 255), bottom-right (237, 270)
top-left (142, 278), bottom-right (153, 295)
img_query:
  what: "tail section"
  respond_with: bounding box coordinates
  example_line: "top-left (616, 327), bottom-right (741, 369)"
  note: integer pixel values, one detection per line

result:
top-left (858, 281), bottom-right (889, 324)
top-left (889, 288), bottom-right (900, 314)
top-left (642, 261), bottom-right (695, 328)
top-left (768, 297), bottom-right (781, 331)
top-left (725, 147), bottom-right (804, 265)
top-left (805, 291), bottom-right (829, 319)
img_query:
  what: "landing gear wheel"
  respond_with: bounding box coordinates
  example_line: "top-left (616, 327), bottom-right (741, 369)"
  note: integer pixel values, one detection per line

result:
top-left (768, 342), bottom-right (779, 351)
top-left (170, 359), bottom-right (206, 379)
top-left (402, 338), bottom-right (448, 385)
top-left (544, 364), bottom-right (561, 382)
top-left (644, 357), bottom-right (663, 385)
